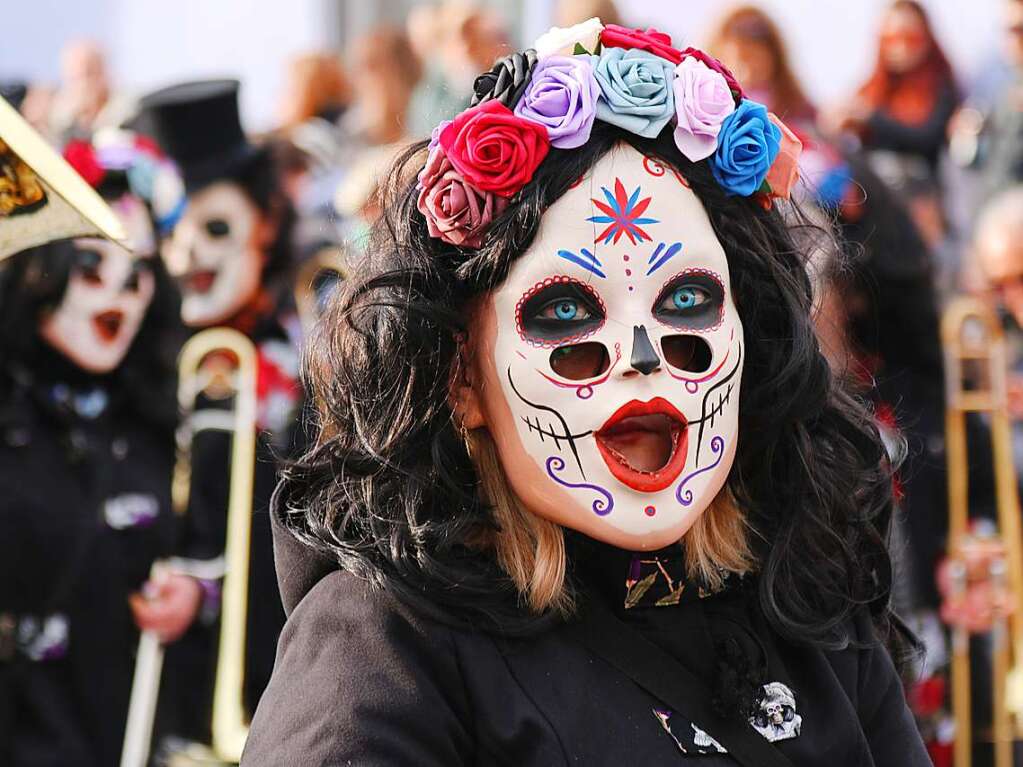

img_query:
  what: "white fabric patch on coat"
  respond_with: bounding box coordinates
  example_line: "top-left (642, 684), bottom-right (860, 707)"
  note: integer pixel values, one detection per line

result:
top-left (653, 681), bottom-right (802, 756)
top-left (103, 492), bottom-right (160, 529)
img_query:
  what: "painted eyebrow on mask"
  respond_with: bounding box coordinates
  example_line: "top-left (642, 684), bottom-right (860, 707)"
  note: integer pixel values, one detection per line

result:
top-left (556, 247), bottom-right (606, 279)
top-left (646, 241), bottom-right (684, 276)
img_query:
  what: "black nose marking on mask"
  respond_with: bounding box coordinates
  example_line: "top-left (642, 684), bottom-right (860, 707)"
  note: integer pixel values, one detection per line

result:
top-left (630, 325), bottom-right (660, 375)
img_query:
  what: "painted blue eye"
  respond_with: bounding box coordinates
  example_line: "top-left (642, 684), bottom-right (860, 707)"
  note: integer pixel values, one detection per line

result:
top-left (673, 287), bottom-right (700, 310)
top-left (554, 301), bottom-right (578, 320)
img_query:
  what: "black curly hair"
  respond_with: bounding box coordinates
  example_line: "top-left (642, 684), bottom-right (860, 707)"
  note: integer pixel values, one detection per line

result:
top-left (278, 120), bottom-right (902, 656)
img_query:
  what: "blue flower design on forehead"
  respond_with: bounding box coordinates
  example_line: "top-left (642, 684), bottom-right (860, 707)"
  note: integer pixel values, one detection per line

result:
top-left (587, 177), bottom-right (659, 245)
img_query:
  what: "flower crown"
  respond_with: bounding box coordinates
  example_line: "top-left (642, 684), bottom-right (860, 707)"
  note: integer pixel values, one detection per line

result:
top-left (417, 18), bottom-right (803, 248)
top-left (64, 130), bottom-right (186, 234)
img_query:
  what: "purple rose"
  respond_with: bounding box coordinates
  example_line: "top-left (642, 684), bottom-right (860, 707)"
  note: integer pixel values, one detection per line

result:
top-left (672, 57), bottom-right (735, 162)
top-left (710, 99), bottom-right (782, 197)
top-left (416, 147), bottom-right (507, 247)
top-left (513, 55), bottom-right (599, 149)
top-left (428, 119), bottom-right (452, 153)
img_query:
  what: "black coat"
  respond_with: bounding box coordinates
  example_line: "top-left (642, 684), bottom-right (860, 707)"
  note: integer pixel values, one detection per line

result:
top-left (243, 511), bottom-right (930, 766)
top-left (0, 358), bottom-right (185, 767)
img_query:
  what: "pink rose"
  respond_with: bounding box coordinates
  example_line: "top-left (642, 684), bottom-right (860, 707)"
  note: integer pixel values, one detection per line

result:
top-left (416, 147), bottom-right (507, 247)
top-left (764, 113), bottom-right (803, 200)
top-left (679, 47), bottom-right (745, 103)
top-left (439, 100), bottom-right (550, 198)
top-left (672, 58), bottom-right (736, 162)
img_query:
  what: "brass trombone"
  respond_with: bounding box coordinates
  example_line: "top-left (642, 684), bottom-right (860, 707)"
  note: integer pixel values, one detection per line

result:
top-left (121, 327), bottom-right (258, 767)
top-left (942, 296), bottom-right (1023, 767)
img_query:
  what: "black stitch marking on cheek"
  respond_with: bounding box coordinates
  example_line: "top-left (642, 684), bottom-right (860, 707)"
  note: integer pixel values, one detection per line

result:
top-left (694, 342), bottom-right (742, 468)
top-left (508, 367), bottom-right (592, 478)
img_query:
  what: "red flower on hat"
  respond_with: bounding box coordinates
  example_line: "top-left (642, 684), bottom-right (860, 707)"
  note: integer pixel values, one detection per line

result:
top-left (63, 140), bottom-right (105, 188)
top-left (599, 24), bottom-right (682, 64)
top-left (439, 100), bottom-right (550, 198)
top-left (680, 47), bottom-right (745, 102)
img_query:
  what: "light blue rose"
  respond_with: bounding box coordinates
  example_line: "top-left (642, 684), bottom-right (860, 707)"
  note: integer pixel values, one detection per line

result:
top-left (710, 99), bottom-right (781, 197)
top-left (590, 48), bottom-right (675, 139)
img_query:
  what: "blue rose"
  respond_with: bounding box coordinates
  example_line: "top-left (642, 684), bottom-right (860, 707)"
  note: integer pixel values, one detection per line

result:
top-left (710, 99), bottom-right (781, 197)
top-left (590, 47), bottom-right (675, 139)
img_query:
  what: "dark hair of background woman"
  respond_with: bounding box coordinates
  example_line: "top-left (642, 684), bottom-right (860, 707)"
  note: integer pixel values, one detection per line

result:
top-left (0, 169), bottom-right (183, 432)
top-left (279, 121), bottom-right (903, 659)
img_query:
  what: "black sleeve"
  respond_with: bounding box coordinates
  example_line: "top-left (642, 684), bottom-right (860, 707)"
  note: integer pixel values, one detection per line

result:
top-left (854, 615), bottom-right (930, 767)
top-left (241, 572), bottom-right (474, 766)
top-left (865, 83), bottom-right (958, 158)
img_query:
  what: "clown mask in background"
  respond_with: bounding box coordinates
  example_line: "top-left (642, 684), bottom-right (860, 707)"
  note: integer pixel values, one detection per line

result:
top-left (161, 180), bottom-right (267, 327)
top-left (468, 145), bottom-right (743, 550)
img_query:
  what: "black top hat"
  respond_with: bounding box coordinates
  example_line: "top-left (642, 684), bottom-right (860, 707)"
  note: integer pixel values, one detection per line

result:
top-left (0, 82), bottom-right (28, 112)
top-left (137, 79), bottom-right (265, 192)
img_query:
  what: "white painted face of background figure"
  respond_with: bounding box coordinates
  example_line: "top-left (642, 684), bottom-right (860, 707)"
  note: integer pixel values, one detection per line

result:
top-left (472, 145), bottom-right (744, 550)
top-left (40, 194), bottom-right (156, 373)
top-left (161, 180), bottom-right (265, 327)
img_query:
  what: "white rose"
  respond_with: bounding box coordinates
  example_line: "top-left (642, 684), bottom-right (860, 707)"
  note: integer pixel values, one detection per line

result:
top-left (533, 17), bottom-right (604, 58)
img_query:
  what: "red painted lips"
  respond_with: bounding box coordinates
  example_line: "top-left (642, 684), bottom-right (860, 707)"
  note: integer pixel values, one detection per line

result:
top-left (92, 310), bottom-right (124, 343)
top-left (594, 398), bottom-right (689, 492)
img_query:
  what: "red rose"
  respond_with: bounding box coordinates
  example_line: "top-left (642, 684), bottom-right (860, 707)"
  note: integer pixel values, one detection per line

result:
top-left (63, 140), bottom-right (105, 188)
top-left (599, 24), bottom-right (682, 65)
top-left (680, 47), bottom-right (745, 102)
top-left (439, 100), bottom-right (550, 198)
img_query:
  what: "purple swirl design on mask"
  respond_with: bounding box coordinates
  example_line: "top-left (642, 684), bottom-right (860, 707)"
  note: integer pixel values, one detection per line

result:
top-left (545, 456), bottom-right (614, 516)
top-left (675, 436), bottom-right (725, 507)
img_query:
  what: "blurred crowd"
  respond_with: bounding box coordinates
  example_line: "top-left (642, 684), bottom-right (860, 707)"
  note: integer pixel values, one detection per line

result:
top-left (4, 0), bottom-right (1023, 765)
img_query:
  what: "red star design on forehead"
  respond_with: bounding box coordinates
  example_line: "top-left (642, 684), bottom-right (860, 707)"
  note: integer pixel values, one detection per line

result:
top-left (587, 178), bottom-right (659, 246)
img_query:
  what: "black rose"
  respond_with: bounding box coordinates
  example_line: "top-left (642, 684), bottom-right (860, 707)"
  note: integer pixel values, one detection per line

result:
top-left (469, 49), bottom-right (538, 109)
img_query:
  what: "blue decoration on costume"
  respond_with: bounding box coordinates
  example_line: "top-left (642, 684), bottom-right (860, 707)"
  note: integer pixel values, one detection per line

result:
top-left (556, 247), bottom-right (606, 278)
top-left (646, 241), bottom-right (683, 275)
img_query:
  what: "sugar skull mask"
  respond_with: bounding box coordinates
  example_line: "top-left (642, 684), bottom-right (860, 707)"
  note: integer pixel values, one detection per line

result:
top-left (471, 145), bottom-right (743, 550)
top-left (40, 194), bottom-right (156, 373)
top-left (161, 181), bottom-right (264, 327)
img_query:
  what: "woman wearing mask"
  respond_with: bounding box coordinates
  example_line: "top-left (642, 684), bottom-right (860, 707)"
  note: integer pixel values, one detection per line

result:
top-left (244, 20), bottom-right (928, 766)
top-left (0, 134), bottom-right (204, 767)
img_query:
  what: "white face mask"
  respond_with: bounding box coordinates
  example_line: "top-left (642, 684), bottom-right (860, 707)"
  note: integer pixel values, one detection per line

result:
top-left (474, 145), bottom-right (743, 550)
top-left (161, 181), bottom-right (264, 327)
top-left (39, 197), bottom-right (157, 374)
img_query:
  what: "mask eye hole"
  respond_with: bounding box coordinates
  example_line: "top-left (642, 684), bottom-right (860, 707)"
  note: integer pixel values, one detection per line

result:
top-left (549, 342), bottom-right (610, 381)
top-left (123, 259), bottom-right (153, 293)
top-left (72, 249), bottom-right (103, 285)
top-left (661, 335), bottom-right (712, 372)
top-left (652, 271), bottom-right (724, 331)
top-left (205, 218), bottom-right (231, 238)
top-left (518, 279), bottom-right (606, 345)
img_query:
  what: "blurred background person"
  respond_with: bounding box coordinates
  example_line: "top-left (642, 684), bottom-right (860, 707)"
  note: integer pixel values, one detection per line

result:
top-left (407, 3), bottom-right (509, 138)
top-left (706, 5), bottom-right (817, 129)
top-left (344, 25), bottom-right (422, 146)
top-left (138, 79), bottom-right (303, 745)
top-left (948, 0), bottom-right (1023, 216)
top-left (0, 133), bottom-right (201, 767)
top-left (47, 39), bottom-right (134, 145)
top-left (552, 0), bottom-right (622, 27)
top-left (274, 52), bottom-right (352, 254)
top-left (822, 0), bottom-right (959, 249)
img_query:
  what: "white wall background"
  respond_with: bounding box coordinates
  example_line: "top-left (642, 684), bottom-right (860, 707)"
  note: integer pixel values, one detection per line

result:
top-left (0, 0), bottom-right (1009, 132)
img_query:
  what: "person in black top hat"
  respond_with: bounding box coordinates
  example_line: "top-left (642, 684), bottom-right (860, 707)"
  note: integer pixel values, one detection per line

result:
top-left (0, 132), bottom-right (208, 767)
top-left (137, 79), bottom-right (302, 742)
